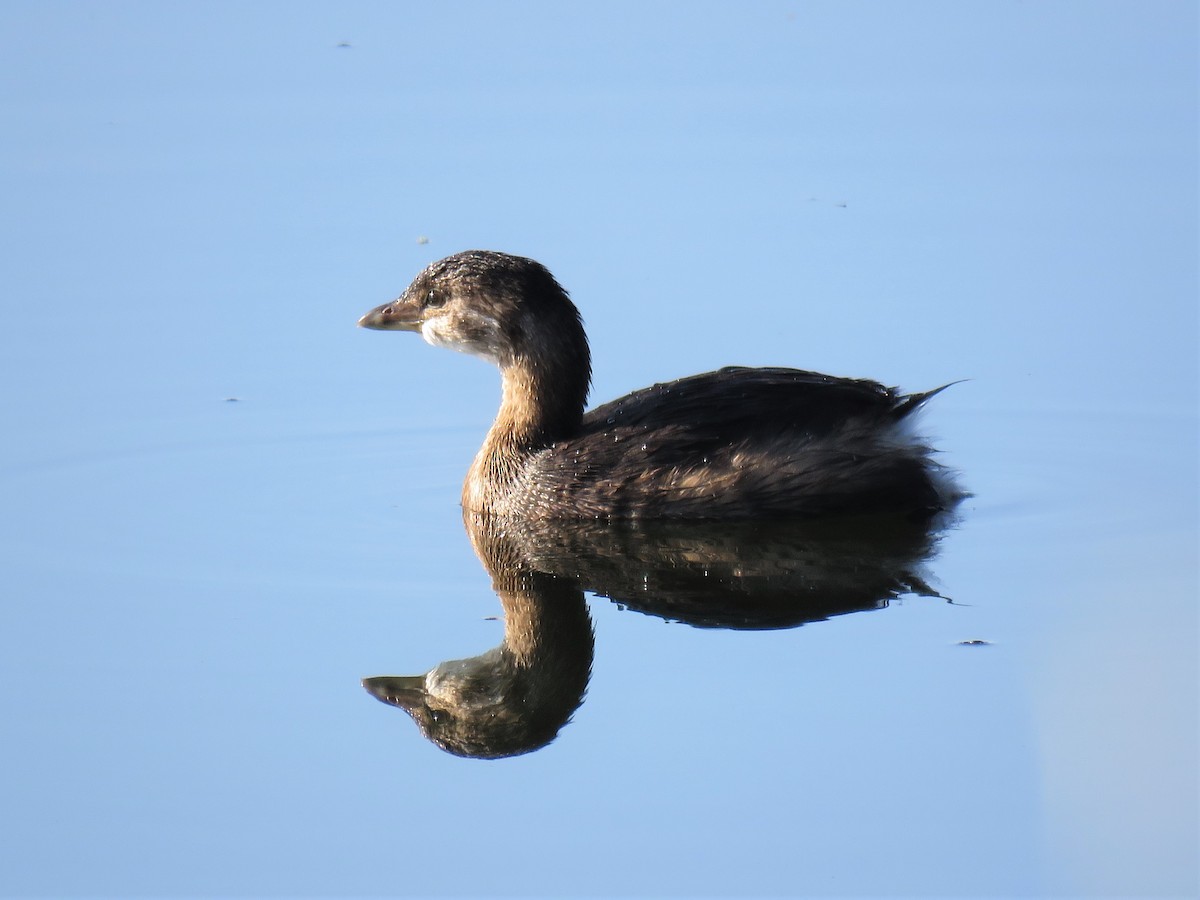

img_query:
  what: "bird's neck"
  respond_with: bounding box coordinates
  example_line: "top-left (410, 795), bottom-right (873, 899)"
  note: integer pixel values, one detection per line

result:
top-left (464, 352), bottom-right (590, 513)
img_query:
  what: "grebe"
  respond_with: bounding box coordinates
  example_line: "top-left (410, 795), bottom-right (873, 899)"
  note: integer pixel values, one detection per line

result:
top-left (358, 250), bottom-right (959, 520)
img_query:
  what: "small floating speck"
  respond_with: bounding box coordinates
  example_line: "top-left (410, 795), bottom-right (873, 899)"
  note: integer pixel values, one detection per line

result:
top-left (416, 235), bottom-right (430, 245)
top-left (336, 41), bottom-right (351, 48)
top-left (958, 639), bottom-right (991, 646)
top-left (224, 397), bottom-right (239, 403)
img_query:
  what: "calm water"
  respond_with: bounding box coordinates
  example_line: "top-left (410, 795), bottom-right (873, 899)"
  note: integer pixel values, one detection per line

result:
top-left (2, 349), bottom-right (1194, 897)
top-left (2, 3), bottom-right (1195, 897)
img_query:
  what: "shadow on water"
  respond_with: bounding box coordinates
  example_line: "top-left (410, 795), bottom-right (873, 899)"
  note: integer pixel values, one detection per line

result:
top-left (363, 510), bottom-right (957, 759)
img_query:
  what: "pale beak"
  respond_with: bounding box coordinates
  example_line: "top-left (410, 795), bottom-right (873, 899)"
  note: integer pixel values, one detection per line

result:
top-left (362, 675), bottom-right (427, 710)
top-left (357, 297), bottom-right (422, 331)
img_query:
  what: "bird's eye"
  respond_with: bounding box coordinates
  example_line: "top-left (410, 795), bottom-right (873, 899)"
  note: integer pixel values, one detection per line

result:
top-left (425, 289), bottom-right (446, 308)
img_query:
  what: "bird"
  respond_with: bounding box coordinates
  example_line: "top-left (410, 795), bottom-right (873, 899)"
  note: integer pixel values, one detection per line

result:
top-left (358, 250), bottom-right (960, 520)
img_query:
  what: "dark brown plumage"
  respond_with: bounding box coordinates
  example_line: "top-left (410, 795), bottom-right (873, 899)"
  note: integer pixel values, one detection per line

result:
top-left (358, 250), bottom-right (960, 520)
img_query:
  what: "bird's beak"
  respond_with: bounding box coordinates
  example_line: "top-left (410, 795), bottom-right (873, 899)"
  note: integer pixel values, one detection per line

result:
top-left (357, 296), bottom-right (423, 331)
top-left (362, 675), bottom-right (427, 710)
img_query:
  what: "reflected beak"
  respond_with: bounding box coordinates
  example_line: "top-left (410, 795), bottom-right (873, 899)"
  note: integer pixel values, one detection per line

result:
top-left (357, 298), bottom-right (423, 332)
top-left (362, 675), bottom-right (427, 710)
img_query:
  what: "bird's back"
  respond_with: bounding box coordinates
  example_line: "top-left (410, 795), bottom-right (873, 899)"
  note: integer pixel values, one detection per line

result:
top-left (508, 367), bottom-right (955, 519)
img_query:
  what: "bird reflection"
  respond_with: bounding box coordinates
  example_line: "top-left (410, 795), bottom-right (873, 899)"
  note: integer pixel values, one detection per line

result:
top-left (364, 516), bottom-right (594, 759)
top-left (364, 511), bottom-right (952, 759)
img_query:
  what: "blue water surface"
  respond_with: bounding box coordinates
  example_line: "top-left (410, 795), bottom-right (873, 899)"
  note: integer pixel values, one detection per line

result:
top-left (1, 2), bottom-right (1195, 897)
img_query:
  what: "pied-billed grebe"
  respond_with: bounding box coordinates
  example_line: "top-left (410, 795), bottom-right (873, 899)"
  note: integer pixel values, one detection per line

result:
top-left (359, 250), bottom-right (960, 519)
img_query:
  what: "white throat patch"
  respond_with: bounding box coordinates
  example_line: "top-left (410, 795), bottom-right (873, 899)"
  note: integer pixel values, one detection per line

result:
top-left (421, 316), bottom-right (503, 365)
